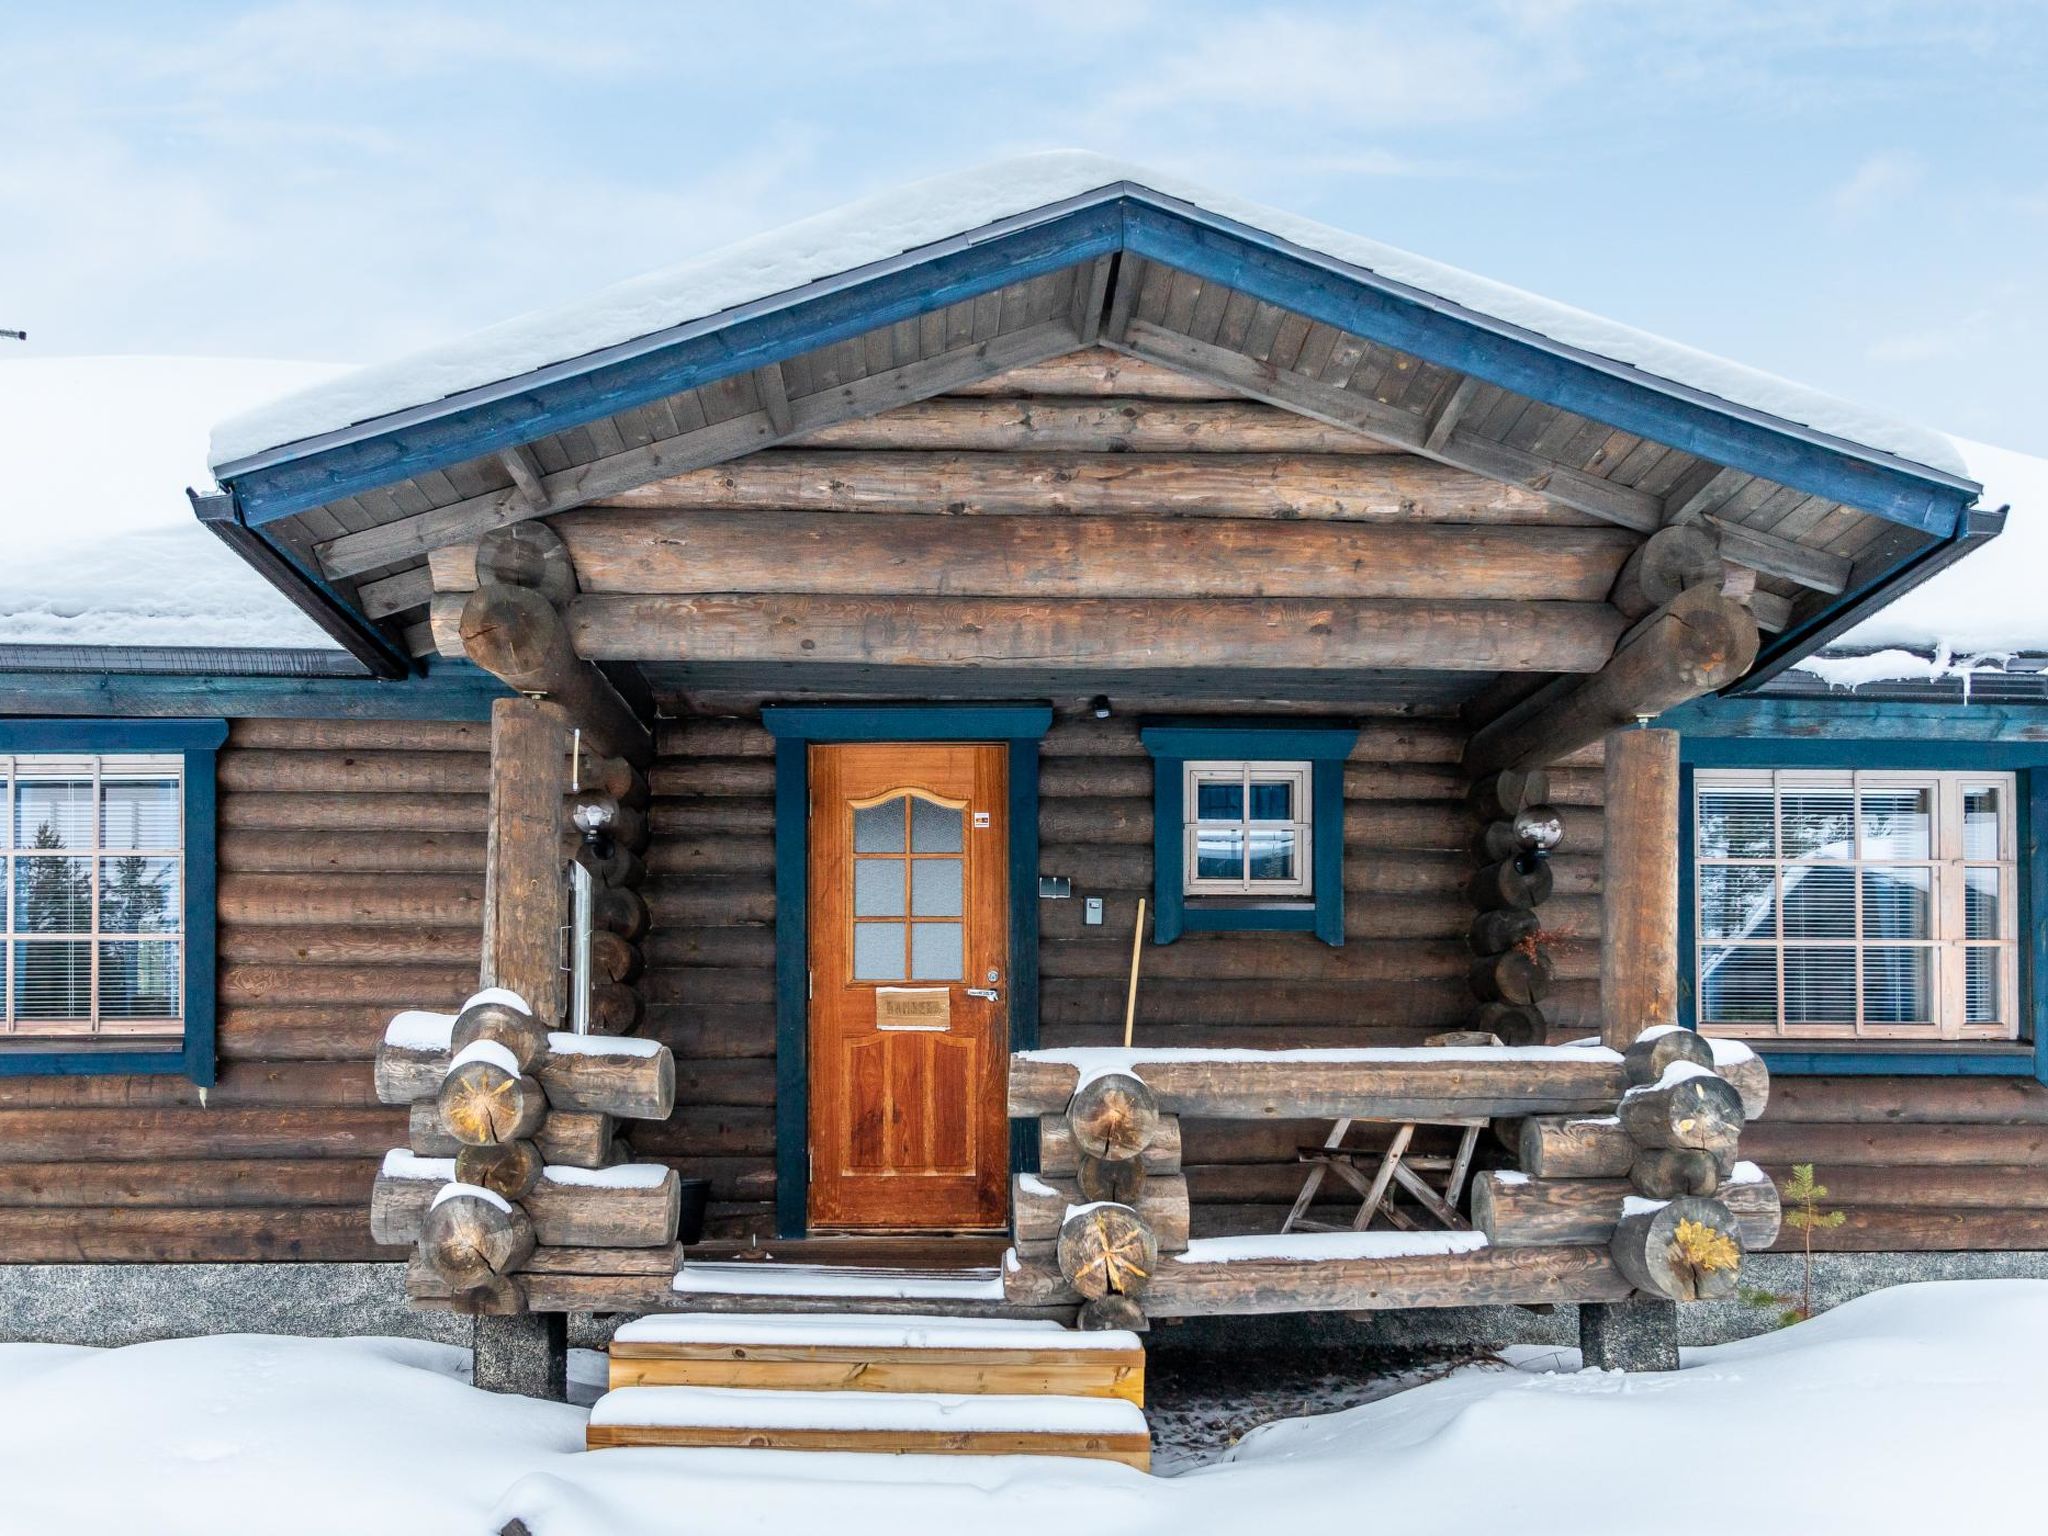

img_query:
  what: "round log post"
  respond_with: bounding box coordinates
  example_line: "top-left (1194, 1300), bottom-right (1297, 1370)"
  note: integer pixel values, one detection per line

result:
top-left (1467, 855), bottom-right (1554, 911)
top-left (1600, 728), bottom-right (1682, 1052)
top-left (1611, 1195), bottom-right (1744, 1301)
top-left (1618, 1070), bottom-right (1745, 1155)
top-left (455, 1139), bottom-right (545, 1200)
top-left (1077, 1295), bottom-right (1147, 1333)
top-left (1469, 908), bottom-right (1540, 956)
top-left (1622, 1026), bottom-right (1715, 1087)
top-left (1469, 769), bottom-right (1551, 819)
top-left (1609, 525), bottom-right (1724, 620)
top-left (1630, 1148), bottom-right (1722, 1199)
top-left (439, 1048), bottom-right (547, 1146)
top-left (451, 998), bottom-right (551, 1076)
top-left (419, 1188), bottom-right (536, 1293)
top-left (592, 884), bottom-right (651, 941)
top-left (459, 581), bottom-right (652, 767)
top-left (1065, 1072), bottom-right (1161, 1162)
top-left (1076, 1153), bottom-right (1148, 1205)
top-left (1471, 1002), bottom-right (1547, 1046)
top-left (1469, 947), bottom-right (1553, 1005)
top-left (476, 522), bottom-right (578, 606)
top-left (587, 981), bottom-right (645, 1035)
top-left (1057, 1204), bottom-right (1159, 1300)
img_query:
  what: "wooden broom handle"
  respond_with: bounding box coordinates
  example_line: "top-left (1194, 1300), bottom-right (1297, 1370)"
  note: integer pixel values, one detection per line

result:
top-left (1122, 898), bottom-right (1146, 1049)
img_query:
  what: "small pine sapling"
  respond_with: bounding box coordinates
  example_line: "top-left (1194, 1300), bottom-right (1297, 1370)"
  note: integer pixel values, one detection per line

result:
top-left (1780, 1163), bottom-right (1845, 1322)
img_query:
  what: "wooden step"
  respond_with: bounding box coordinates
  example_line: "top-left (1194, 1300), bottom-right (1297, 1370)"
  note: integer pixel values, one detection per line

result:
top-left (608, 1313), bottom-right (1145, 1402)
top-left (586, 1385), bottom-right (1150, 1468)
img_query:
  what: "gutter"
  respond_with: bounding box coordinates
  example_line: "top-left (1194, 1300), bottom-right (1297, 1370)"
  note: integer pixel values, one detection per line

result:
top-left (188, 489), bottom-right (411, 680)
top-left (1731, 502), bottom-right (2008, 694)
top-left (0, 645), bottom-right (369, 677)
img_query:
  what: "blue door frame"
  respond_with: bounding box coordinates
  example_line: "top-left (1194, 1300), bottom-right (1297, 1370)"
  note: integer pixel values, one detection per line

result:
top-left (760, 705), bottom-right (1052, 1238)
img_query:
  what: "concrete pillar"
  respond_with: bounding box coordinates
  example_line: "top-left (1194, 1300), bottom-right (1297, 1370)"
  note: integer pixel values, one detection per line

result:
top-left (1579, 1298), bottom-right (1679, 1372)
top-left (473, 1312), bottom-right (568, 1399)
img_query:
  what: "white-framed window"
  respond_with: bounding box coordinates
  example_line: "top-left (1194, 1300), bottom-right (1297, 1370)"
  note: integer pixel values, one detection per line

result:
top-left (2, 753), bottom-right (186, 1040)
top-left (1694, 768), bottom-right (2018, 1042)
top-left (1182, 760), bottom-right (1313, 898)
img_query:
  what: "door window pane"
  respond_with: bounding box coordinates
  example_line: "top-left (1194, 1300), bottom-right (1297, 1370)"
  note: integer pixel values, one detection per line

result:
top-left (910, 858), bottom-right (962, 918)
top-left (853, 798), bottom-right (906, 853)
top-left (853, 922), bottom-right (906, 981)
top-left (909, 798), bottom-right (963, 854)
top-left (909, 922), bottom-right (963, 981)
top-left (853, 859), bottom-right (904, 918)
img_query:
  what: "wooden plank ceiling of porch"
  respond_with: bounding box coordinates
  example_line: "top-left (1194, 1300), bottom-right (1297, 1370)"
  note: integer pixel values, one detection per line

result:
top-left (264, 252), bottom-right (1930, 717)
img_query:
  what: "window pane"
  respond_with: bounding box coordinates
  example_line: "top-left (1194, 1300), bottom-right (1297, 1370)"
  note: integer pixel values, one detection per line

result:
top-left (1860, 787), bottom-right (1931, 860)
top-left (853, 859), bottom-right (904, 918)
top-left (1248, 779), bottom-right (1294, 821)
top-left (909, 922), bottom-right (963, 981)
top-left (1966, 947), bottom-right (2003, 1026)
top-left (12, 856), bottom-right (91, 933)
top-left (1963, 788), bottom-right (2002, 860)
top-left (98, 941), bottom-right (180, 1020)
top-left (13, 940), bottom-right (92, 1019)
top-left (1859, 867), bottom-right (1929, 940)
top-left (15, 778), bottom-right (92, 850)
top-left (1194, 827), bottom-right (1244, 881)
top-left (1965, 867), bottom-right (2001, 940)
top-left (852, 922), bottom-right (905, 980)
top-left (1248, 827), bottom-right (1297, 882)
top-left (1195, 781), bottom-right (1242, 821)
top-left (1862, 946), bottom-right (1933, 1025)
top-left (1780, 864), bottom-right (1855, 939)
top-left (1700, 866), bottom-right (1775, 941)
top-left (910, 858), bottom-right (962, 917)
top-left (1781, 785), bottom-right (1854, 860)
top-left (102, 778), bottom-right (179, 850)
top-left (1697, 786), bottom-right (1776, 860)
top-left (910, 798), bottom-right (963, 854)
top-left (853, 798), bottom-right (906, 853)
top-left (1783, 947), bottom-right (1857, 1026)
top-left (1700, 946), bottom-right (1777, 1024)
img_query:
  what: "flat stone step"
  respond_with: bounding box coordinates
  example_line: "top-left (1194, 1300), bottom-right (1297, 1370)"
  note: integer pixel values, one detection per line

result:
top-left (585, 1385), bottom-right (1150, 1468)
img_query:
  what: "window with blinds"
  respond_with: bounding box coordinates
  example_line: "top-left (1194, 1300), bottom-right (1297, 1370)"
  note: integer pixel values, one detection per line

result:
top-left (2, 753), bottom-right (185, 1041)
top-left (1694, 768), bottom-right (2017, 1042)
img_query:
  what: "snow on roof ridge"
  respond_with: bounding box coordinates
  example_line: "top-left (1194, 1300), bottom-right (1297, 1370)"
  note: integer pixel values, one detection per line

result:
top-left (208, 149), bottom-right (1967, 478)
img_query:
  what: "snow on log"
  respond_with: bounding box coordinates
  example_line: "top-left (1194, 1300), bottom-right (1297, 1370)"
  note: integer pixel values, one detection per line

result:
top-left (451, 996), bottom-right (550, 1074)
top-left (418, 1184), bottom-right (535, 1292)
top-left (1057, 1203), bottom-right (1158, 1300)
top-left (1516, 1115), bottom-right (1633, 1179)
top-left (1617, 1066), bottom-right (1745, 1154)
top-left (1013, 1174), bottom-right (1188, 1254)
top-left (1622, 1025), bottom-right (1714, 1087)
top-left (438, 1046), bottom-right (546, 1146)
top-left (1474, 1169), bottom-right (1779, 1251)
top-left (1610, 1194), bottom-right (1745, 1301)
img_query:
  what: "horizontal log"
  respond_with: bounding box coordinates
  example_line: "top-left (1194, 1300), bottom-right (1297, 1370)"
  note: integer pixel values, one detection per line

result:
top-left (218, 829), bottom-right (486, 874)
top-left (1739, 1120), bottom-right (2048, 1167)
top-left (1038, 936), bottom-right (1597, 986)
top-left (1038, 888), bottom-right (1601, 946)
top-left (1760, 1074), bottom-right (2048, 1125)
top-left (0, 1106), bottom-right (400, 1162)
top-left (1005, 1242), bottom-right (1631, 1315)
top-left (219, 873), bottom-right (483, 928)
top-left (566, 594), bottom-right (1627, 673)
top-left (1013, 1174), bottom-right (1190, 1252)
top-left (408, 1103), bottom-right (615, 1167)
top-left (1010, 1051), bottom-right (1624, 1119)
top-left (220, 925), bottom-right (481, 967)
top-left (1757, 1162), bottom-right (2048, 1212)
top-left (794, 397), bottom-right (1399, 453)
top-left (1039, 1116), bottom-right (1181, 1176)
top-left (1516, 1115), bottom-right (1634, 1179)
top-left (1034, 988), bottom-right (1604, 1052)
top-left (629, 1106), bottom-right (777, 1159)
top-left (1473, 1170), bottom-right (1781, 1249)
top-left (373, 1166), bottom-right (681, 1248)
top-left (605, 450), bottom-right (1576, 524)
top-left (1769, 1206), bottom-right (2048, 1253)
top-left (640, 1003), bottom-right (777, 1061)
top-left (219, 792), bottom-right (486, 833)
top-left (220, 962), bottom-right (474, 1006)
top-left (374, 1033), bottom-right (674, 1120)
top-left (1036, 800), bottom-right (1536, 853)
top-left (219, 1006), bottom-right (404, 1061)
top-left (521, 510), bottom-right (1633, 603)
top-left (219, 750), bottom-right (488, 795)
top-left (1036, 716), bottom-right (1473, 764)
top-left (955, 348), bottom-right (1228, 399)
top-left (227, 718), bottom-right (492, 752)
top-left (0, 1060), bottom-right (377, 1110)
top-left (0, 1158), bottom-right (380, 1208)
top-left (0, 1207), bottom-right (378, 1263)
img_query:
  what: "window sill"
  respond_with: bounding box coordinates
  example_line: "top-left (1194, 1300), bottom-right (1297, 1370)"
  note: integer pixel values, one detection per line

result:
top-left (1750, 1043), bottom-right (2039, 1078)
top-left (1178, 903), bottom-right (1320, 934)
top-left (0, 1042), bottom-right (189, 1078)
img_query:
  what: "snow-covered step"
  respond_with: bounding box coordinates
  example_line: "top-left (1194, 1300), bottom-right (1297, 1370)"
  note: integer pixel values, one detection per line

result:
top-left (585, 1385), bottom-right (1151, 1468)
top-left (608, 1312), bottom-right (1145, 1402)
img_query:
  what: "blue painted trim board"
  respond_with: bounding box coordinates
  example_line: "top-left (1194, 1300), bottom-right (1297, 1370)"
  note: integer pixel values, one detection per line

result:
top-left (0, 719), bottom-right (224, 1082)
top-left (0, 663), bottom-right (509, 721)
top-left (763, 705), bottom-right (1053, 1238)
top-left (1673, 715), bottom-right (2048, 1083)
top-left (1140, 723), bottom-right (1355, 946)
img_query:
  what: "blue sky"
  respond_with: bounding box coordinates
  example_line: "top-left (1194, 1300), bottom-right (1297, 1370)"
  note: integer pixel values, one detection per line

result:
top-left (4, 1), bottom-right (2043, 451)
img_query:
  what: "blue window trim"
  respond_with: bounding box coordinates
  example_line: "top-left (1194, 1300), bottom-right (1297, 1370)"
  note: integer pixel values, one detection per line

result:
top-left (1140, 722), bottom-right (1356, 947)
top-left (1673, 713), bottom-right (2048, 1084)
top-left (761, 704), bottom-right (1051, 1238)
top-left (0, 718), bottom-right (225, 1083)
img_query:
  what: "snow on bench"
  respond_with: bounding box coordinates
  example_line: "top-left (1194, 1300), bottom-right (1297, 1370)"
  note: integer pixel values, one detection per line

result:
top-left (1173, 1231), bottom-right (1490, 1266)
top-left (612, 1314), bottom-right (1138, 1351)
top-left (589, 1385), bottom-right (1145, 1436)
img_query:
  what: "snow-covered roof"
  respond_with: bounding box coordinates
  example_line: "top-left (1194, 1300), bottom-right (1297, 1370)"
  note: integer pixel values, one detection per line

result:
top-left (209, 150), bottom-right (1968, 479)
top-left (0, 355), bottom-right (349, 654)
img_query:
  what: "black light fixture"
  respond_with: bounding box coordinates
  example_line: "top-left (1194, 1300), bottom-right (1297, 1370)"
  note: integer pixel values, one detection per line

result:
top-left (1089, 695), bottom-right (1112, 719)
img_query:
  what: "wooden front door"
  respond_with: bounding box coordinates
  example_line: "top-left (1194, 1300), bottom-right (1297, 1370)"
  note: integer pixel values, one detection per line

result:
top-left (807, 743), bottom-right (1009, 1232)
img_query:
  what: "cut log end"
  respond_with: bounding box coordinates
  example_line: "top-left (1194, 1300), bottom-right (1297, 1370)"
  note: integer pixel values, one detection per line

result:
top-left (418, 1190), bottom-right (535, 1293)
top-left (455, 1139), bottom-right (544, 1200)
top-left (1622, 1027), bottom-right (1715, 1088)
top-left (1617, 1071), bottom-right (1745, 1155)
top-left (1065, 1072), bottom-right (1161, 1163)
top-left (1077, 1295), bottom-right (1148, 1333)
top-left (451, 999), bottom-right (551, 1074)
top-left (1611, 1196), bottom-right (1743, 1302)
top-left (439, 1060), bottom-right (547, 1147)
top-left (1057, 1203), bottom-right (1160, 1300)
top-left (1629, 1147), bottom-right (1721, 1200)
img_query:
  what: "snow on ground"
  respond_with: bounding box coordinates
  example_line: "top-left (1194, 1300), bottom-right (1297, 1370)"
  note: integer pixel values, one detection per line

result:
top-left (0, 1281), bottom-right (2041, 1536)
top-left (0, 355), bottom-right (348, 652)
top-left (210, 150), bottom-right (1964, 476)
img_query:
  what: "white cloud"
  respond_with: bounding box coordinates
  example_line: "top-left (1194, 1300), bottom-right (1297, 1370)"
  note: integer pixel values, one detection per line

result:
top-left (1829, 151), bottom-right (1926, 218)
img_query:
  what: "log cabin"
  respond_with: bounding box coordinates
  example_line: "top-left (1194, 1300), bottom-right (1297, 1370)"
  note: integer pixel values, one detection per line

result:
top-left (2, 154), bottom-right (2042, 1410)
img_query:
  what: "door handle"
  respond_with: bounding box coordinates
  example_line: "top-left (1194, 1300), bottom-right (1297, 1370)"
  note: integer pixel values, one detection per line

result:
top-left (965, 987), bottom-right (1000, 1002)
